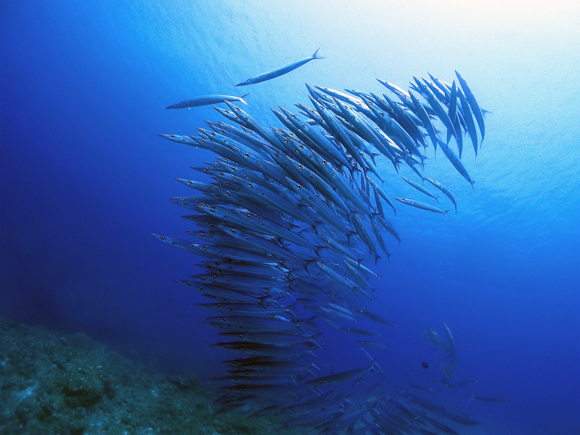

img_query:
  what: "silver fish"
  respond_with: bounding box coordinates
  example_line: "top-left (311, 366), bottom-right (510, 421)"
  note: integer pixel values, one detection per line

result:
top-left (236, 49), bottom-right (324, 86)
top-left (166, 93), bottom-right (249, 109)
top-left (393, 197), bottom-right (450, 216)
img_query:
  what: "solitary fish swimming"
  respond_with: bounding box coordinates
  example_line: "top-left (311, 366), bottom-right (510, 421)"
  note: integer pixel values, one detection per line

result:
top-left (236, 49), bottom-right (324, 87)
top-left (166, 94), bottom-right (249, 109)
top-left (393, 197), bottom-right (450, 216)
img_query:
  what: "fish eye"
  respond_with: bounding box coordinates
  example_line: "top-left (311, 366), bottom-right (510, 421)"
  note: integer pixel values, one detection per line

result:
top-left (247, 215), bottom-right (252, 219)
top-left (170, 134), bottom-right (175, 138)
top-left (231, 229), bottom-right (236, 233)
top-left (298, 165), bottom-right (303, 169)
top-left (201, 139), bottom-right (205, 143)
top-left (323, 160), bottom-right (327, 164)
top-left (248, 182), bottom-right (253, 187)
top-left (240, 348), bottom-right (244, 352)
top-left (160, 236), bottom-right (165, 240)
top-left (186, 281), bottom-right (191, 286)
top-left (245, 153), bottom-right (250, 157)
top-left (203, 245), bottom-right (208, 250)
top-left (297, 185), bottom-right (302, 190)
top-left (226, 191), bottom-right (231, 195)
top-left (214, 262), bottom-right (220, 266)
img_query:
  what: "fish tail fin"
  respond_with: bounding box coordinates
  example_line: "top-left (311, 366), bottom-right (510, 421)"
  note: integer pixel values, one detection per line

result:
top-left (346, 231), bottom-right (357, 246)
top-left (444, 210), bottom-right (450, 217)
top-left (311, 339), bottom-right (323, 349)
top-left (304, 259), bottom-right (317, 274)
top-left (239, 93), bottom-right (250, 105)
top-left (374, 254), bottom-right (381, 265)
top-left (314, 246), bottom-right (327, 258)
top-left (312, 48), bottom-right (325, 59)
top-left (258, 295), bottom-right (272, 309)
top-left (471, 181), bottom-right (476, 193)
top-left (435, 195), bottom-right (440, 203)
top-left (360, 347), bottom-right (371, 360)
top-left (469, 395), bottom-right (476, 403)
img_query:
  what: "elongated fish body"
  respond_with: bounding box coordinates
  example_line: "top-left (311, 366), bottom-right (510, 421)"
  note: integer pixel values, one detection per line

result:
top-left (374, 214), bottom-right (401, 244)
top-left (443, 323), bottom-right (455, 356)
top-left (394, 197), bottom-right (449, 216)
top-left (423, 415), bottom-right (460, 435)
top-left (425, 178), bottom-right (457, 212)
top-left (376, 78), bottom-right (415, 110)
top-left (439, 360), bottom-right (452, 381)
top-left (437, 139), bottom-right (476, 190)
top-left (236, 49), bottom-right (324, 87)
top-left (444, 412), bottom-right (481, 426)
top-left (408, 90), bottom-right (439, 152)
top-left (457, 87), bottom-right (479, 156)
top-left (367, 178), bottom-right (396, 215)
top-left (150, 234), bottom-right (277, 262)
top-left (315, 86), bottom-right (364, 107)
top-left (222, 100), bottom-right (278, 144)
top-left (401, 177), bottom-right (439, 202)
top-left (448, 81), bottom-right (458, 127)
top-left (166, 94), bottom-right (249, 109)
top-left (414, 77), bottom-right (457, 142)
top-left (455, 71), bottom-right (485, 142)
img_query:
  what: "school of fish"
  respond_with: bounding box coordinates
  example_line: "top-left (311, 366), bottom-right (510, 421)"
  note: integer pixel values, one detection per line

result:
top-left (153, 51), bottom-right (498, 434)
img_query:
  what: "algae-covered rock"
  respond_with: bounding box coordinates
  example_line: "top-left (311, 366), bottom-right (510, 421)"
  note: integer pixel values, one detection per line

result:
top-left (0, 317), bottom-right (314, 435)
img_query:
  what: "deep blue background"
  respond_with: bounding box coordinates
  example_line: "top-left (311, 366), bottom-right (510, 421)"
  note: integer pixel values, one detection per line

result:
top-left (1, 1), bottom-right (579, 434)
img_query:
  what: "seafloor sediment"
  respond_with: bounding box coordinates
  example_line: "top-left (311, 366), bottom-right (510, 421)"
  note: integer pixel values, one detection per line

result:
top-left (0, 316), bottom-right (312, 435)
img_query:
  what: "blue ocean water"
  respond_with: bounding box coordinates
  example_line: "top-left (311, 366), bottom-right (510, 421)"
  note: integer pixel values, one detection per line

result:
top-left (1, 1), bottom-right (579, 434)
